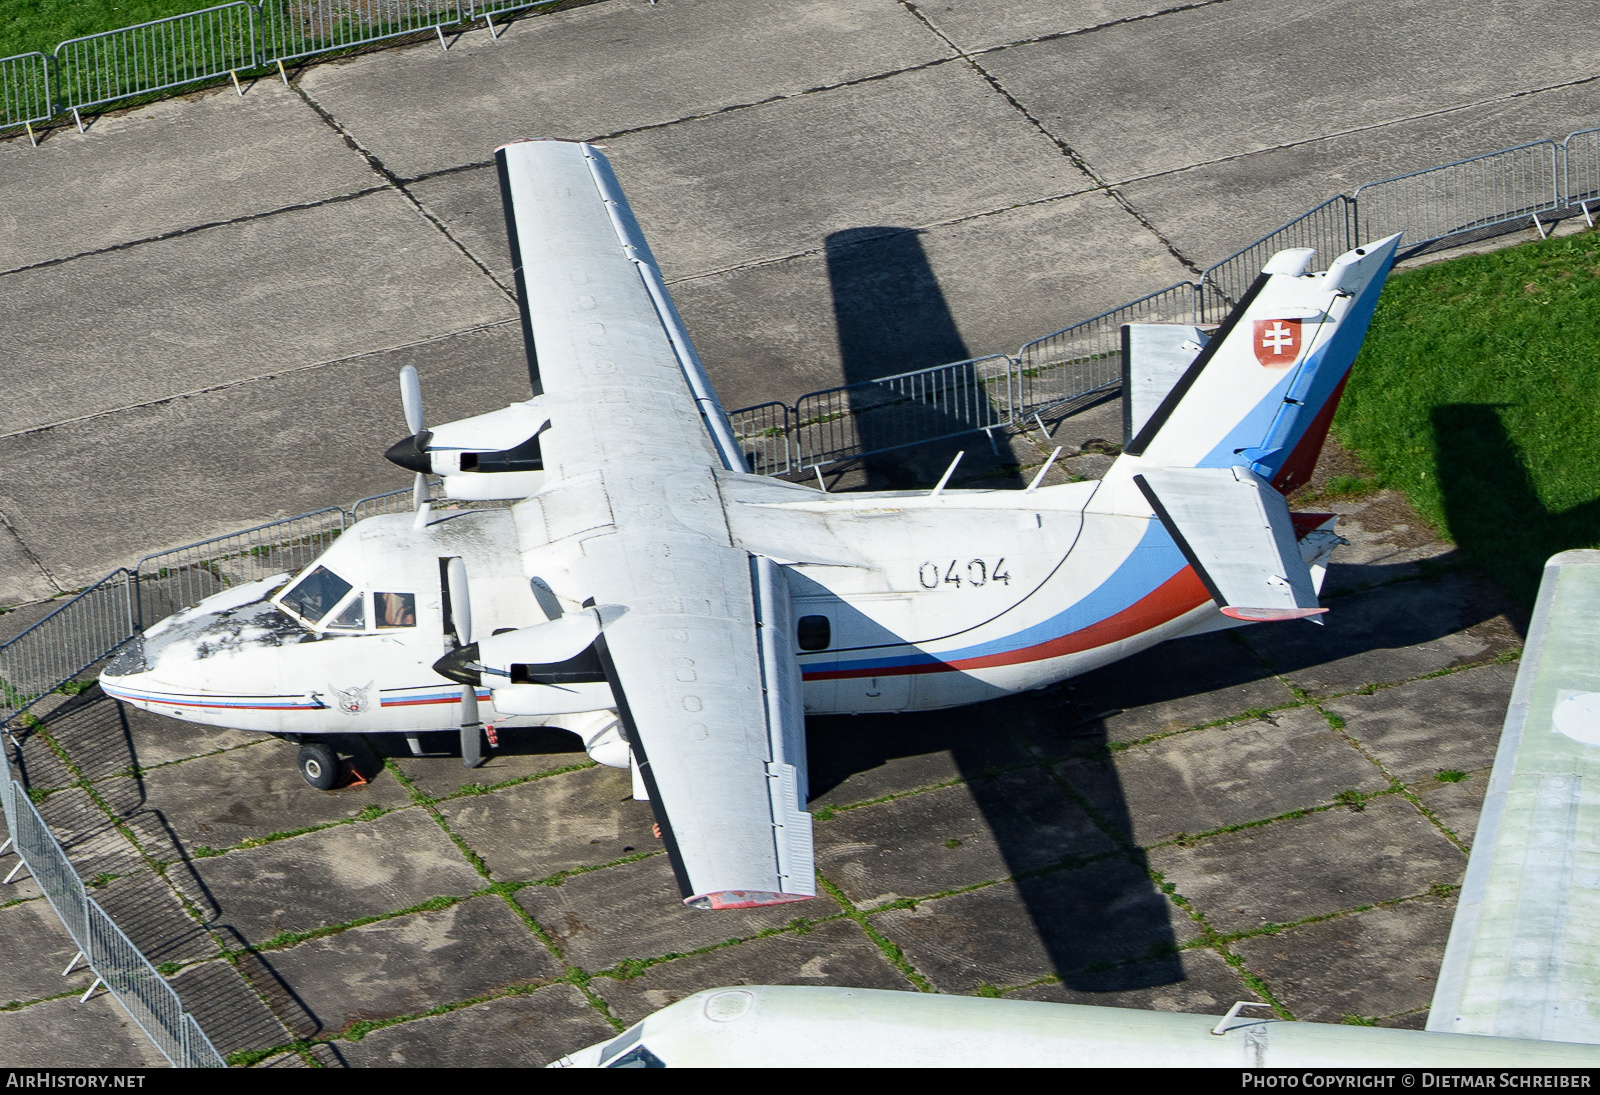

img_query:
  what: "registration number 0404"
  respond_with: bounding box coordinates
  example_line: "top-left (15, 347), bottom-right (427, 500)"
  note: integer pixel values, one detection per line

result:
top-left (918, 558), bottom-right (1009, 589)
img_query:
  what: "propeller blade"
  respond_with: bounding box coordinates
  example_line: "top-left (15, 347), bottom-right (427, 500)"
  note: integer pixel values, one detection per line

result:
top-left (446, 557), bottom-right (472, 646)
top-left (400, 365), bottom-right (425, 435)
top-left (460, 685), bottom-right (483, 768)
top-left (412, 472), bottom-right (429, 512)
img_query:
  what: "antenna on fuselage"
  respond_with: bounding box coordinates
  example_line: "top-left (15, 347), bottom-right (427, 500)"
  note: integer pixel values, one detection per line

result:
top-left (929, 451), bottom-right (964, 498)
top-left (1025, 447), bottom-right (1063, 494)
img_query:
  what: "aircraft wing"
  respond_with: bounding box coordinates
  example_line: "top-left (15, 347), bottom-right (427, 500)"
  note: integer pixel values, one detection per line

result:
top-left (1428, 550), bottom-right (1600, 1044)
top-left (497, 139), bottom-right (813, 908)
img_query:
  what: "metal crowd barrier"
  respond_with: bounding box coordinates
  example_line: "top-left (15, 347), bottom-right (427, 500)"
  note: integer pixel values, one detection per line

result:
top-left (789, 355), bottom-right (1013, 469)
top-left (0, 775), bottom-right (226, 1067)
top-left (1355, 140), bottom-right (1564, 254)
top-left (54, 3), bottom-right (257, 124)
top-left (0, 570), bottom-right (138, 727)
top-left (724, 128), bottom-right (1600, 475)
top-left (1014, 282), bottom-right (1201, 412)
top-left (1199, 196), bottom-right (1358, 308)
top-left (255, 0), bottom-right (469, 67)
top-left (0, 52), bottom-right (52, 143)
top-left (727, 402), bottom-right (794, 477)
top-left (1563, 127), bottom-right (1600, 211)
top-left (2, 0), bottom-right (569, 132)
top-left (133, 507), bottom-right (346, 628)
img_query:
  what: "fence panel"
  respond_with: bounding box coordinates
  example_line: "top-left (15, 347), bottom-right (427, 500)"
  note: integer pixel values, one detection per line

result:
top-left (349, 486), bottom-right (419, 523)
top-left (256, 0), bottom-right (468, 65)
top-left (54, 3), bottom-right (257, 115)
top-left (728, 401), bottom-right (793, 476)
top-left (792, 355), bottom-right (1013, 469)
top-left (134, 508), bottom-right (345, 625)
top-left (1563, 128), bottom-right (1600, 209)
top-left (1354, 141), bottom-right (1562, 252)
top-left (0, 777), bottom-right (225, 1067)
top-left (1014, 283), bottom-right (1198, 419)
top-left (0, 53), bottom-right (53, 134)
top-left (1200, 196), bottom-right (1357, 310)
top-left (348, 483), bottom-right (517, 524)
top-left (0, 570), bottom-right (137, 726)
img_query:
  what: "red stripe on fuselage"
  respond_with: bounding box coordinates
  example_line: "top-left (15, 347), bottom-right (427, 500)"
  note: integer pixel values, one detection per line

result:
top-left (805, 566), bottom-right (1212, 681)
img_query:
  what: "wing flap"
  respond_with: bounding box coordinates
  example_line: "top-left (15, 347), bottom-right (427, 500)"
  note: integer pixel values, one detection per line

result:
top-left (1135, 466), bottom-right (1324, 621)
top-left (583, 539), bottom-right (814, 908)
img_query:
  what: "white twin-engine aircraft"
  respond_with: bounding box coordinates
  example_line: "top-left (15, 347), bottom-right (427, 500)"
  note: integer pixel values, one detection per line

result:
top-left (99, 138), bottom-right (1401, 910)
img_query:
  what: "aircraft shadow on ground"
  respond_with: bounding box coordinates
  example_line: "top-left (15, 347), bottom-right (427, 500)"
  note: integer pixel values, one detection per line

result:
top-left (825, 227), bottom-right (1023, 490)
top-left (806, 684), bottom-right (1183, 993)
top-left (1432, 402), bottom-right (1600, 609)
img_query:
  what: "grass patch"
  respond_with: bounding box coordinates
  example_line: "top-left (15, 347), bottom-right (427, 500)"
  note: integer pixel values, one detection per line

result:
top-left (1337, 230), bottom-right (1600, 605)
top-left (1434, 769), bottom-right (1469, 783)
top-left (1, 1), bottom-right (227, 59)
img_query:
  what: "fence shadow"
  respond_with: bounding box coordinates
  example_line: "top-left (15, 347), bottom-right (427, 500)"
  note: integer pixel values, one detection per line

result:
top-left (826, 228), bottom-right (1023, 490)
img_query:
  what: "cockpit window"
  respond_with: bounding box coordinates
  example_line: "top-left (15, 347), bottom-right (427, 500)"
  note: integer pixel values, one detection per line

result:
top-left (375, 592), bottom-right (416, 629)
top-left (279, 566), bottom-right (353, 625)
top-left (607, 1045), bottom-right (665, 1068)
top-left (326, 595), bottom-right (366, 631)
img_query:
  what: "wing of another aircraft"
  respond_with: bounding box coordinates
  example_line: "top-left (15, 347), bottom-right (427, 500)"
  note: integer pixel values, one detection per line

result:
top-left (494, 139), bottom-right (813, 908)
top-left (1429, 549), bottom-right (1600, 1044)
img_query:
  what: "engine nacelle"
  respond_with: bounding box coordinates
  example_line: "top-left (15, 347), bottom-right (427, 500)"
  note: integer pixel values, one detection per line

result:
top-left (476, 611), bottom-right (600, 672)
top-left (385, 400), bottom-right (550, 499)
top-left (436, 611), bottom-right (615, 715)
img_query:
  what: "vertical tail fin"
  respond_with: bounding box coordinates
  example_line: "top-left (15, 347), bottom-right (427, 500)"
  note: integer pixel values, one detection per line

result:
top-left (1125, 235), bottom-right (1401, 488)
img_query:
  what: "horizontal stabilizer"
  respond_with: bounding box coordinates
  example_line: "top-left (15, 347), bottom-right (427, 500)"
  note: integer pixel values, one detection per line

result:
top-left (1134, 466), bottom-right (1325, 623)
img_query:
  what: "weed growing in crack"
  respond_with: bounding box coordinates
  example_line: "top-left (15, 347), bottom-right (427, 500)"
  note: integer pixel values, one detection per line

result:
top-left (1334, 789), bottom-right (1367, 812)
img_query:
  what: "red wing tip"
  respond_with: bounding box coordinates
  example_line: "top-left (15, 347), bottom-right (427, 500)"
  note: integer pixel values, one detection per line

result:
top-left (1221, 606), bottom-right (1329, 622)
top-left (687, 891), bottom-right (816, 911)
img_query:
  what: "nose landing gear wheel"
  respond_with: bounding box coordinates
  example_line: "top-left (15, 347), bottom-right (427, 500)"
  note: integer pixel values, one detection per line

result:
top-left (297, 742), bottom-right (340, 790)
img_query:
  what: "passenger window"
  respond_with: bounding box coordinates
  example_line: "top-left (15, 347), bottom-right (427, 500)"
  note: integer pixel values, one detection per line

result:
top-left (797, 615), bottom-right (831, 651)
top-left (279, 566), bottom-right (353, 624)
top-left (375, 592), bottom-right (417, 628)
top-left (326, 595), bottom-right (366, 631)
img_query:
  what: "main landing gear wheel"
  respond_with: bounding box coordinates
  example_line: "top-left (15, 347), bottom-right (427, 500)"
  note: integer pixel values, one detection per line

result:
top-left (297, 742), bottom-right (340, 790)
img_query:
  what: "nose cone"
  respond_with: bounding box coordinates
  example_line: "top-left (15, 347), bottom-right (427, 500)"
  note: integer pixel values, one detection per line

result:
top-left (385, 430), bottom-right (434, 474)
top-left (102, 633), bottom-right (148, 680)
top-left (99, 596), bottom-right (305, 721)
top-left (98, 632), bottom-right (172, 712)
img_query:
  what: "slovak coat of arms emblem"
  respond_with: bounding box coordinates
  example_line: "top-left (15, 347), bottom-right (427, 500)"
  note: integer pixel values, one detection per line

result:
top-left (1252, 318), bottom-right (1301, 367)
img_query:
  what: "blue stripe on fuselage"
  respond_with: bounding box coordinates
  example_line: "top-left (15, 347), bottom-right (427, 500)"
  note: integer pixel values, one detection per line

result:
top-left (802, 520), bottom-right (1188, 674)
